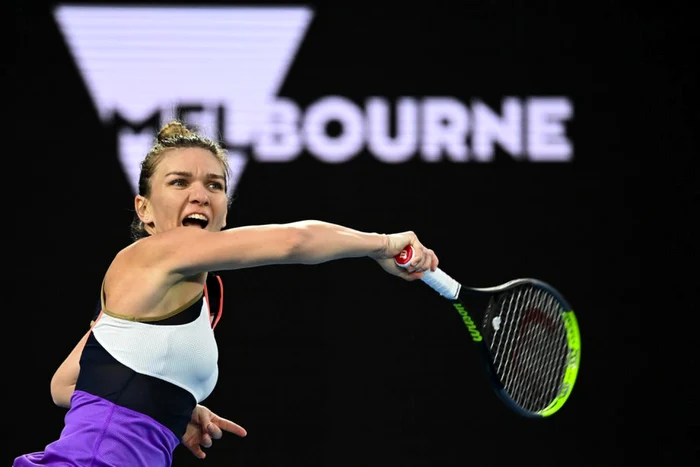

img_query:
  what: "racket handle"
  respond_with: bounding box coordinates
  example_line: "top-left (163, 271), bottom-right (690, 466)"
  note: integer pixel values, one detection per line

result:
top-left (394, 246), bottom-right (461, 300)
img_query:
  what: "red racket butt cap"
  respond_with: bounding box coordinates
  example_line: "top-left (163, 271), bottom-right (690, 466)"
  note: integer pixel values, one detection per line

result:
top-left (394, 245), bottom-right (414, 267)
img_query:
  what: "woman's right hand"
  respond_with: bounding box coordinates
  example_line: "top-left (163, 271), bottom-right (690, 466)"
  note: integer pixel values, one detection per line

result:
top-left (372, 231), bottom-right (439, 281)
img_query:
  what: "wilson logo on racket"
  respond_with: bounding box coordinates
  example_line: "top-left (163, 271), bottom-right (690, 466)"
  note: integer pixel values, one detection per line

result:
top-left (453, 303), bottom-right (483, 342)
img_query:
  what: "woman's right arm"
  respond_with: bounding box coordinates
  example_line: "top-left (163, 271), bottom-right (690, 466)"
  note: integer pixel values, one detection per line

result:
top-left (126, 220), bottom-right (438, 280)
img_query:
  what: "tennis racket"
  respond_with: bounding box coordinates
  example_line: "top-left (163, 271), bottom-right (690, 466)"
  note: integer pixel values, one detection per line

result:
top-left (395, 245), bottom-right (581, 418)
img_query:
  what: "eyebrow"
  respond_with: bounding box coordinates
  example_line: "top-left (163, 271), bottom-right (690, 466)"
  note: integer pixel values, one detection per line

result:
top-left (165, 171), bottom-right (226, 181)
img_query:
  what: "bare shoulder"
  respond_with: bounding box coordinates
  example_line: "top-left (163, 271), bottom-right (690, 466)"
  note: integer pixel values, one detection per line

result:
top-left (108, 240), bottom-right (154, 277)
top-left (120, 228), bottom-right (211, 268)
top-left (112, 230), bottom-right (190, 271)
top-left (102, 240), bottom-right (174, 318)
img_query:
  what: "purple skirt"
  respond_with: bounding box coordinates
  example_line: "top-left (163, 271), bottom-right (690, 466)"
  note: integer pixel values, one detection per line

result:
top-left (13, 390), bottom-right (180, 467)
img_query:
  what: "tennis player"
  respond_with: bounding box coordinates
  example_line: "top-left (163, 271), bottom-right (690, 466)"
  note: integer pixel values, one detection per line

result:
top-left (13, 120), bottom-right (439, 466)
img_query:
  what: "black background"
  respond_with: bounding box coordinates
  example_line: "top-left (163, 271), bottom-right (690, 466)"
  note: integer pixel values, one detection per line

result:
top-left (12, 0), bottom-right (694, 466)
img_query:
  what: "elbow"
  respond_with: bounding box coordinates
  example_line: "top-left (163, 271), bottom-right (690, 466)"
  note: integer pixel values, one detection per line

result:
top-left (50, 375), bottom-right (72, 408)
top-left (284, 222), bottom-right (318, 263)
top-left (51, 392), bottom-right (72, 409)
top-left (49, 384), bottom-right (61, 407)
top-left (49, 379), bottom-right (62, 407)
top-left (51, 396), bottom-right (67, 408)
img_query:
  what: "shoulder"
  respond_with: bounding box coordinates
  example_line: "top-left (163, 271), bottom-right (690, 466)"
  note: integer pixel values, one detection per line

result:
top-left (106, 240), bottom-right (163, 285)
top-left (110, 238), bottom-right (151, 272)
top-left (109, 228), bottom-right (213, 281)
top-left (116, 229), bottom-right (201, 264)
top-left (102, 238), bottom-right (193, 317)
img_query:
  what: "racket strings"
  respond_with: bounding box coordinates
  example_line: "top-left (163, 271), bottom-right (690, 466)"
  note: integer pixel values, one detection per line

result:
top-left (486, 286), bottom-right (569, 413)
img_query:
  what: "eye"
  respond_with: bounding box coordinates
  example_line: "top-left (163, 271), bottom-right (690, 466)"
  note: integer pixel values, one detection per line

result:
top-left (208, 181), bottom-right (224, 191)
top-left (170, 178), bottom-right (188, 187)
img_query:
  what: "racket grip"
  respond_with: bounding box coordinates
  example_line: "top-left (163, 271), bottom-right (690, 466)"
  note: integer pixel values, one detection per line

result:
top-left (394, 246), bottom-right (461, 300)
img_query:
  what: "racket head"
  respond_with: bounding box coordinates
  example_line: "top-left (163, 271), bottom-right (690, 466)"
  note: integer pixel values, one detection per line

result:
top-left (463, 278), bottom-right (581, 418)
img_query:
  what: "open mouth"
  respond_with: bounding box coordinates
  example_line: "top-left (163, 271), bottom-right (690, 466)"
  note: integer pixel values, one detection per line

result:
top-left (182, 214), bottom-right (209, 229)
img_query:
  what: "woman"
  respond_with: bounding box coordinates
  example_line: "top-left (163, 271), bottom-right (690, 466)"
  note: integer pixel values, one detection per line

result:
top-left (14, 120), bottom-right (439, 466)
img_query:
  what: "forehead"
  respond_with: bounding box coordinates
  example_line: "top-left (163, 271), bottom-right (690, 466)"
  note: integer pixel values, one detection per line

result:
top-left (156, 147), bottom-right (224, 175)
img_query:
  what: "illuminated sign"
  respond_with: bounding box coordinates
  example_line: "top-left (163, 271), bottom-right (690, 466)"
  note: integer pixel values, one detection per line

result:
top-left (54, 5), bottom-right (574, 196)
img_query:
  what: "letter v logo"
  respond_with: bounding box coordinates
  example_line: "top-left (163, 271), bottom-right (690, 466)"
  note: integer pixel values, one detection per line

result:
top-left (53, 4), bottom-right (314, 197)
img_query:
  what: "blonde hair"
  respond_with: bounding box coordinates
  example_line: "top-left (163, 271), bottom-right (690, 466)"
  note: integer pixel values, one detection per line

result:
top-left (130, 121), bottom-right (231, 241)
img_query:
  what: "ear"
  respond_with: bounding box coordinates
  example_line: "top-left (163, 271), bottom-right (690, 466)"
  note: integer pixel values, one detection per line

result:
top-left (134, 195), bottom-right (153, 224)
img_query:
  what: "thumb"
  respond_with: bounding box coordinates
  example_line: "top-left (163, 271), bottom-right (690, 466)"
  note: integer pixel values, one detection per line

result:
top-left (388, 232), bottom-right (416, 256)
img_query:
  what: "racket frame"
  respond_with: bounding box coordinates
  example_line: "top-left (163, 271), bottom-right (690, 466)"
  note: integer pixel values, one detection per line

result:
top-left (456, 279), bottom-right (581, 418)
top-left (396, 246), bottom-right (581, 417)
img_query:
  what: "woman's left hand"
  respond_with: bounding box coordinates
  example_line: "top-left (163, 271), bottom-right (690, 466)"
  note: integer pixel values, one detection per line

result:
top-left (181, 404), bottom-right (247, 459)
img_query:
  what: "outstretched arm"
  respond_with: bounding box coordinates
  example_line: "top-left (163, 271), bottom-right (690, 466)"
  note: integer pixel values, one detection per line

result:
top-left (125, 220), bottom-right (438, 280)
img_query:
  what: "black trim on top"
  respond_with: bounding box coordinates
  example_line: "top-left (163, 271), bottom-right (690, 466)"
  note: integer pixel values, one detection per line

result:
top-left (76, 332), bottom-right (196, 438)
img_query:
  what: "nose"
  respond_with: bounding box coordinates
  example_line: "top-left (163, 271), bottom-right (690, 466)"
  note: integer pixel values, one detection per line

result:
top-left (188, 183), bottom-right (210, 205)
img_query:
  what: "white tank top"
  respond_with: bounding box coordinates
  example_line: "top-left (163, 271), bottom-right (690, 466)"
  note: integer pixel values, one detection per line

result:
top-left (92, 292), bottom-right (219, 403)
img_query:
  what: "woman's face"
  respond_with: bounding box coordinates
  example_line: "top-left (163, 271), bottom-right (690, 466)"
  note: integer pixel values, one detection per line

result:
top-left (136, 147), bottom-right (228, 234)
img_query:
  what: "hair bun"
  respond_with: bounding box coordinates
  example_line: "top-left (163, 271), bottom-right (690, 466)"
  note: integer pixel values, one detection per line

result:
top-left (156, 120), bottom-right (193, 142)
